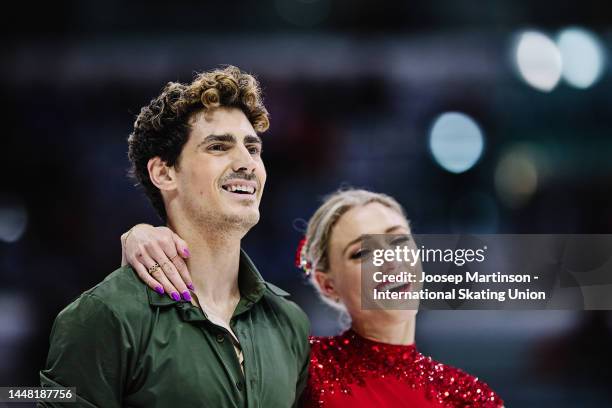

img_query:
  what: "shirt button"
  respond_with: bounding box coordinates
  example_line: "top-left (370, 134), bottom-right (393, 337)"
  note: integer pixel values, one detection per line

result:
top-left (236, 380), bottom-right (244, 391)
top-left (216, 334), bottom-right (224, 343)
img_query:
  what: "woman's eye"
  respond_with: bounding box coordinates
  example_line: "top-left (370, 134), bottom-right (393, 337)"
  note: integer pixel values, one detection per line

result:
top-left (390, 236), bottom-right (410, 246)
top-left (350, 249), bottom-right (371, 260)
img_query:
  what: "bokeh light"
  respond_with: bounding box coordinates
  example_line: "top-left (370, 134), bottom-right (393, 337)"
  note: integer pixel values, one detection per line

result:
top-left (557, 27), bottom-right (605, 89)
top-left (514, 31), bottom-right (562, 92)
top-left (0, 197), bottom-right (28, 243)
top-left (494, 147), bottom-right (538, 208)
top-left (429, 112), bottom-right (485, 174)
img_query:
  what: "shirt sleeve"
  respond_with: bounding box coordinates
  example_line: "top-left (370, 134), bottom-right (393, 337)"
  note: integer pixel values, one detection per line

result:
top-left (293, 339), bottom-right (310, 408)
top-left (292, 310), bottom-right (311, 408)
top-left (39, 294), bottom-right (131, 408)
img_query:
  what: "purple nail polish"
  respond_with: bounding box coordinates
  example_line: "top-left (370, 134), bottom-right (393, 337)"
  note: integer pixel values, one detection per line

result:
top-left (182, 291), bottom-right (192, 302)
top-left (183, 248), bottom-right (191, 258)
top-left (187, 283), bottom-right (195, 290)
top-left (155, 286), bottom-right (165, 295)
top-left (171, 292), bottom-right (180, 301)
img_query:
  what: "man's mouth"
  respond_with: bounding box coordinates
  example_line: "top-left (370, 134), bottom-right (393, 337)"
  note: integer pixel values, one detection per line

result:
top-left (221, 181), bottom-right (257, 195)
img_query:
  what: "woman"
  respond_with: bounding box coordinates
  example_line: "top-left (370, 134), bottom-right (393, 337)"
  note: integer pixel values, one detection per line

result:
top-left (122, 189), bottom-right (504, 407)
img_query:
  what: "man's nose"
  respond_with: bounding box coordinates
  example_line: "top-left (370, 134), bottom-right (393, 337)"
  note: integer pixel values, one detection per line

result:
top-left (231, 145), bottom-right (257, 174)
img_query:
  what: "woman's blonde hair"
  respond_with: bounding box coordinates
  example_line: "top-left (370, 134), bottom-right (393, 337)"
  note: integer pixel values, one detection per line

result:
top-left (303, 188), bottom-right (407, 309)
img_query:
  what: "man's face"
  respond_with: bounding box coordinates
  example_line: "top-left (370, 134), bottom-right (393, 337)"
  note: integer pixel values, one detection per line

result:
top-left (173, 107), bottom-right (266, 231)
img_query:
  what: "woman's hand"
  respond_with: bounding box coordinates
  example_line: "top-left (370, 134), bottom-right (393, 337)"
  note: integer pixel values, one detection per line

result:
top-left (120, 224), bottom-right (193, 301)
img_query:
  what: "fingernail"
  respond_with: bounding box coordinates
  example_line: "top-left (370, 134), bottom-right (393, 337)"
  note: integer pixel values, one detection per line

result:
top-left (182, 291), bottom-right (192, 302)
top-left (171, 292), bottom-right (180, 301)
top-left (155, 286), bottom-right (165, 295)
top-left (183, 248), bottom-right (190, 258)
top-left (187, 283), bottom-right (195, 290)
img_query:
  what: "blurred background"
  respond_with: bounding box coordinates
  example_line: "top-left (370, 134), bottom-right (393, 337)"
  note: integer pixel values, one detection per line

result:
top-left (2, 0), bottom-right (612, 406)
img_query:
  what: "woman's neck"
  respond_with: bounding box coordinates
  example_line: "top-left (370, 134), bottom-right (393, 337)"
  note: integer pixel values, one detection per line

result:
top-left (351, 314), bottom-right (416, 345)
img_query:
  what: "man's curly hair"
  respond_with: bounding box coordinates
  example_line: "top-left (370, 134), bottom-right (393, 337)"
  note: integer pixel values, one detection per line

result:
top-left (127, 65), bottom-right (270, 221)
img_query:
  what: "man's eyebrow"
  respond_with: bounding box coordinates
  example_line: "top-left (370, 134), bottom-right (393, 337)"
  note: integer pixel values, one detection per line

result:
top-left (198, 134), bottom-right (236, 148)
top-left (197, 134), bottom-right (262, 148)
top-left (244, 135), bottom-right (262, 145)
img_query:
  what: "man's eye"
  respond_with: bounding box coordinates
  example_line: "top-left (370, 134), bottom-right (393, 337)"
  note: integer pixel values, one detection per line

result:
top-left (247, 146), bottom-right (261, 155)
top-left (208, 144), bottom-right (228, 151)
top-left (350, 249), bottom-right (371, 260)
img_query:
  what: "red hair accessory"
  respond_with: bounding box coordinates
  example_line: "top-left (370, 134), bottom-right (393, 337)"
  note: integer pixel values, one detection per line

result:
top-left (295, 237), bottom-right (312, 276)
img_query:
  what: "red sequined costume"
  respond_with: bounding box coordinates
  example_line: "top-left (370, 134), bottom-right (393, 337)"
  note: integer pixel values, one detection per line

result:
top-left (302, 329), bottom-right (504, 408)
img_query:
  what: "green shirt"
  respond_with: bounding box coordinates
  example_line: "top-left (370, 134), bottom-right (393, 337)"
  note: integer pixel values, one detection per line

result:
top-left (40, 250), bottom-right (310, 408)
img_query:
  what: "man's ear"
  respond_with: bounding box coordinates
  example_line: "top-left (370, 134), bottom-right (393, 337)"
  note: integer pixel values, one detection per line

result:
top-left (314, 270), bottom-right (339, 300)
top-left (147, 157), bottom-right (176, 191)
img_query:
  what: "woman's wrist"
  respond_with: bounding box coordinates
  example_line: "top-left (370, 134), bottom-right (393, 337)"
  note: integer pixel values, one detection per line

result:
top-left (121, 223), bottom-right (146, 249)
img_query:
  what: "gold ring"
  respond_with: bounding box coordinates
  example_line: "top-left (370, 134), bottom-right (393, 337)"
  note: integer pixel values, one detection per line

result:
top-left (148, 263), bottom-right (161, 275)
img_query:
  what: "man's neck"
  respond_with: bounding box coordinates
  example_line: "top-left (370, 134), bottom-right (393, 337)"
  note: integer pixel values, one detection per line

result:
top-left (169, 219), bottom-right (243, 307)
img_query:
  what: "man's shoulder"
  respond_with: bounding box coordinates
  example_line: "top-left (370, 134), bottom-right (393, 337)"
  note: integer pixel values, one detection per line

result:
top-left (260, 281), bottom-right (310, 331)
top-left (85, 266), bottom-right (147, 301)
top-left (58, 266), bottom-right (150, 324)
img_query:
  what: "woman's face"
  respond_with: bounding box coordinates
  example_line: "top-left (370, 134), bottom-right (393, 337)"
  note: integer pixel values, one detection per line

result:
top-left (323, 202), bottom-right (419, 325)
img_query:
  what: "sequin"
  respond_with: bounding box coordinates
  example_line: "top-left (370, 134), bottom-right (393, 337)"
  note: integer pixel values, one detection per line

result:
top-left (303, 330), bottom-right (503, 407)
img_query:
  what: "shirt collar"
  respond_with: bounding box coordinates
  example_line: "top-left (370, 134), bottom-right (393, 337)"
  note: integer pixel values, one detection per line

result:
top-left (147, 249), bottom-right (275, 308)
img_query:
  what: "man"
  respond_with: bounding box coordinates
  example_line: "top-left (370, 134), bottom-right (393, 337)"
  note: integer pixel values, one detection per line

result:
top-left (40, 66), bottom-right (310, 407)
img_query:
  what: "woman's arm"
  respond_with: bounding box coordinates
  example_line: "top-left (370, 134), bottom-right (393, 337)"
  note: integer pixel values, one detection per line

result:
top-left (120, 224), bottom-right (193, 301)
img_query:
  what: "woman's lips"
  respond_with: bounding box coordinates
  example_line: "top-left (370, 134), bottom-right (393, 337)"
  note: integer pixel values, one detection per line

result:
top-left (374, 281), bottom-right (412, 292)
